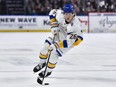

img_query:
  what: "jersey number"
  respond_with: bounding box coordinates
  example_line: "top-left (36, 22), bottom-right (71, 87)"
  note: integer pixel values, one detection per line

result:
top-left (70, 34), bottom-right (77, 39)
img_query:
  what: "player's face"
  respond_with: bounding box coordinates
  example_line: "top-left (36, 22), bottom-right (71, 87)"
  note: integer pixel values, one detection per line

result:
top-left (64, 13), bottom-right (74, 22)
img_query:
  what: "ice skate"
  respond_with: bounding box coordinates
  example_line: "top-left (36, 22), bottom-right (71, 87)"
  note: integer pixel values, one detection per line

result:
top-left (38, 71), bottom-right (52, 78)
top-left (33, 63), bottom-right (46, 73)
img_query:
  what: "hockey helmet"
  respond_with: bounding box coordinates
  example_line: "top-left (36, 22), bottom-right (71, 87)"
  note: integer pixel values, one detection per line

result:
top-left (63, 4), bottom-right (74, 13)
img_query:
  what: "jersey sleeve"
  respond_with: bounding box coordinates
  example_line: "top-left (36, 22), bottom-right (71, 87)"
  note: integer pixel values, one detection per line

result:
top-left (49, 9), bottom-right (59, 36)
top-left (49, 9), bottom-right (59, 29)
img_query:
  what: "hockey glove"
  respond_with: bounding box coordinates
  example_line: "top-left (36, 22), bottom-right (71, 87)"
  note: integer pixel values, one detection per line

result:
top-left (48, 42), bottom-right (59, 51)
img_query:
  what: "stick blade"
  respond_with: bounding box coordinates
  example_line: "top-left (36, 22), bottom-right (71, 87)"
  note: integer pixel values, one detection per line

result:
top-left (44, 83), bottom-right (49, 85)
top-left (37, 77), bottom-right (42, 85)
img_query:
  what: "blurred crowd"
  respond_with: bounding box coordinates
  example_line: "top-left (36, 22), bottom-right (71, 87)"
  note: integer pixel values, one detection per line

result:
top-left (26, 0), bottom-right (116, 15)
top-left (0, 0), bottom-right (116, 15)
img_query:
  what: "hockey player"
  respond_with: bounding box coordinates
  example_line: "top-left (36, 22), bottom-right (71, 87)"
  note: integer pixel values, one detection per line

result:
top-left (33, 4), bottom-right (83, 78)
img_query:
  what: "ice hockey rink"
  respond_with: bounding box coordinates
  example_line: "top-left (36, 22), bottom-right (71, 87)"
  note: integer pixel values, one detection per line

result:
top-left (0, 32), bottom-right (116, 87)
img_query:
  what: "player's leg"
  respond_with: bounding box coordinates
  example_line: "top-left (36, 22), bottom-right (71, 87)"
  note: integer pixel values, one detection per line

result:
top-left (33, 37), bottom-right (53, 73)
top-left (38, 50), bottom-right (59, 77)
top-left (38, 47), bottom-right (72, 77)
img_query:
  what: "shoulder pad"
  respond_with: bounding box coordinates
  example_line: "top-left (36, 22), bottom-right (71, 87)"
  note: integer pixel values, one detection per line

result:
top-left (56, 10), bottom-right (64, 23)
top-left (49, 9), bottom-right (57, 16)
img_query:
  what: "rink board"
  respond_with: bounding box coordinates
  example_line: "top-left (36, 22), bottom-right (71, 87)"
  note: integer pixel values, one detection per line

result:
top-left (0, 15), bottom-right (88, 32)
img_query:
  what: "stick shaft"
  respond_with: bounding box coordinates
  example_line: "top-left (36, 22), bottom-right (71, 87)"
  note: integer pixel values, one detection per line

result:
top-left (41, 51), bottom-right (51, 85)
top-left (41, 35), bottom-right (56, 84)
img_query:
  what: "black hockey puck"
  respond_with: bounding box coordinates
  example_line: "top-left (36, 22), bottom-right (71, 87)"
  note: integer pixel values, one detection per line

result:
top-left (44, 83), bottom-right (49, 85)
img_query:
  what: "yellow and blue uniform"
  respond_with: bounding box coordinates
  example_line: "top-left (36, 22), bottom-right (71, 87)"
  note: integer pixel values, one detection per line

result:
top-left (33, 4), bottom-right (84, 78)
top-left (38, 9), bottom-right (83, 72)
top-left (49, 9), bottom-right (83, 49)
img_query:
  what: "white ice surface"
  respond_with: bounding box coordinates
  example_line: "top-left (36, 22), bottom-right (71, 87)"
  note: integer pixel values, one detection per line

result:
top-left (0, 32), bottom-right (116, 87)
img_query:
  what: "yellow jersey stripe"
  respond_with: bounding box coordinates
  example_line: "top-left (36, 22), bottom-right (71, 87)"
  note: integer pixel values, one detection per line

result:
top-left (59, 41), bottom-right (64, 48)
top-left (51, 23), bottom-right (59, 28)
top-left (59, 40), bottom-right (68, 48)
top-left (73, 38), bottom-right (83, 46)
top-left (50, 18), bottom-right (57, 23)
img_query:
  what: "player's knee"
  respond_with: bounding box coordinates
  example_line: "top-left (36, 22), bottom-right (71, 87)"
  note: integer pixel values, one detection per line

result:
top-left (45, 37), bottom-right (53, 46)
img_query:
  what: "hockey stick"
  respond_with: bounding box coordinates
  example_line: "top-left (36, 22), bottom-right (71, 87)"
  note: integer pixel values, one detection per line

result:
top-left (37, 50), bottom-right (51, 85)
top-left (37, 34), bottom-right (56, 85)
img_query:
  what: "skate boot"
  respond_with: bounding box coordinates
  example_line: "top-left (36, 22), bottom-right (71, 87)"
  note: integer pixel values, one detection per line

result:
top-left (39, 71), bottom-right (52, 78)
top-left (33, 63), bottom-right (46, 73)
